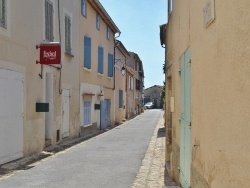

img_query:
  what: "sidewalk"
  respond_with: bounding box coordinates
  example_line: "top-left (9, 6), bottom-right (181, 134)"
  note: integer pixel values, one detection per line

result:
top-left (132, 111), bottom-right (179, 188)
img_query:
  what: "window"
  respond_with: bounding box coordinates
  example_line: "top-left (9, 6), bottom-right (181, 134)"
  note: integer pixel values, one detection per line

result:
top-left (81, 0), bottom-right (87, 16)
top-left (0, 0), bottom-right (6, 28)
top-left (83, 100), bottom-right (91, 126)
top-left (119, 90), bottom-right (123, 108)
top-left (65, 14), bottom-right (71, 54)
top-left (96, 13), bottom-right (100, 30)
top-left (136, 79), bottom-right (141, 90)
top-left (135, 62), bottom-right (137, 71)
top-left (108, 53), bottom-right (114, 77)
top-left (98, 46), bottom-right (104, 74)
top-left (84, 36), bottom-right (91, 69)
top-left (107, 26), bottom-right (110, 40)
top-left (45, 0), bottom-right (53, 41)
top-left (130, 76), bottom-right (134, 90)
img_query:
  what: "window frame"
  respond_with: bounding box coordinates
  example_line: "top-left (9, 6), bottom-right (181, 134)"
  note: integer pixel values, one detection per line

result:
top-left (0, 0), bottom-right (6, 29)
top-left (45, 0), bottom-right (54, 42)
top-left (83, 100), bottom-right (92, 126)
top-left (96, 13), bottom-right (100, 30)
top-left (84, 36), bottom-right (92, 69)
top-left (107, 26), bottom-right (110, 40)
top-left (64, 13), bottom-right (72, 54)
top-left (81, 0), bottom-right (87, 17)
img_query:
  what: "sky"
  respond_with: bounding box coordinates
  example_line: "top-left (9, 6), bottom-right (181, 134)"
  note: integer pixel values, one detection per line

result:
top-left (100, 0), bottom-right (167, 89)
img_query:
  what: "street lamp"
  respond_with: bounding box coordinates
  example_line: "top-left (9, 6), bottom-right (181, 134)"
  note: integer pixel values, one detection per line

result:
top-left (121, 65), bottom-right (126, 76)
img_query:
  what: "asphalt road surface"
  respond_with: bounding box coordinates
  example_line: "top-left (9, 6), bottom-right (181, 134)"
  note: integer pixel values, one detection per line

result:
top-left (0, 109), bottom-right (162, 188)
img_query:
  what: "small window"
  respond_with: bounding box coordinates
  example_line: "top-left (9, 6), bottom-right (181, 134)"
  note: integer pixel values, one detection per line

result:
top-left (83, 100), bottom-right (91, 126)
top-left (84, 36), bottom-right (91, 69)
top-left (119, 90), bottom-right (123, 108)
top-left (108, 53), bottom-right (114, 77)
top-left (96, 14), bottom-right (100, 30)
top-left (81, 0), bottom-right (87, 16)
top-left (0, 0), bottom-right (6, 28)
top-left (45, 0), bottom-right (54, 41)
top-left (107, 26), bottom-right (110, 40)
top-left (65, 14), bottom-right (71, 54)
top-left (98, 46), bottom-right (104, 74)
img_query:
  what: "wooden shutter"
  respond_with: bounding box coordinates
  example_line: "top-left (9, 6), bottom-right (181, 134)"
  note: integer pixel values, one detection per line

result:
top-left (98, 47), bottom-right (103, 74)
top-left (84, 36), bottom-right (91, 69)
top-left (119, 90), bottom-right (123, 108)
top-left (0, 0), bottom-right (6, 28)
top-left (108, 54), bottom-right (113, 77)
top-left (45, 0), bottom-right (53, 42)
top-left (65, 14), bottom-right (71, 53)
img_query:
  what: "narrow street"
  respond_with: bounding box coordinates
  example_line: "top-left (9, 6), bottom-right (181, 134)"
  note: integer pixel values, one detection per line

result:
top-left (0, 110), bottom-right (170, 188)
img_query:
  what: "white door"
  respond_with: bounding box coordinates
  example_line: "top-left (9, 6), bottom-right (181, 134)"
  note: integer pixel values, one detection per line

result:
top-left (62, 89), bottom-right (70, 138)
top-left (0, 69), bottom-right (24, 165)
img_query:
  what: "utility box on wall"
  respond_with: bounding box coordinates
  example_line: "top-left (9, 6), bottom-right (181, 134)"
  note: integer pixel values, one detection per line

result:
top-left (36, 103), bottom-right (49, 112)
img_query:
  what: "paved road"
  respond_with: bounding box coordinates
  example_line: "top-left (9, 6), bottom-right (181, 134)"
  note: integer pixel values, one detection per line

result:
top-left (0, 110), bottom-right (162, 188)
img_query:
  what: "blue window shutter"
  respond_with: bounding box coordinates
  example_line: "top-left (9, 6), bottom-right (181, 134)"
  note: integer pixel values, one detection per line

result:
top-left (108, 54), bottom-right (113, 77)
top-left (84, 36), bottom-right (91, 69)
top-left (119, 90), bottom-right (123, 108)
top-left (98, 47), bottom-right (103, 74)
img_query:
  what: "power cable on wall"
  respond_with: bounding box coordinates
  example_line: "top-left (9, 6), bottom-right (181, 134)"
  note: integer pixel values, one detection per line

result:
top-left (58, 0), bottom-right (63, 95)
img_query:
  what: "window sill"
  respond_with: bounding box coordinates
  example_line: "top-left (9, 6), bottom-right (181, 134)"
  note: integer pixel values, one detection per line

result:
top-left (98, 73), bottom-right (103, 77)
top-left (107, 76), bottom-right (113, 80)
top-left (83, 67), bottom-right (92, 72)
top-left (65, 51), bottom-right (74, 57)
top-left (81, 124), bottom-right (92, 128)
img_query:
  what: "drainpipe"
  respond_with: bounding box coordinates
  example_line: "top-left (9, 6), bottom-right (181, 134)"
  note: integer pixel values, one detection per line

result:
top-left (113, 32), bottom-right (121, 124)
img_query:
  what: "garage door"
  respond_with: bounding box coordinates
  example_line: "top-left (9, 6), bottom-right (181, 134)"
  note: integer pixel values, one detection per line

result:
top-left (0, 69), bottom-right (24, 165)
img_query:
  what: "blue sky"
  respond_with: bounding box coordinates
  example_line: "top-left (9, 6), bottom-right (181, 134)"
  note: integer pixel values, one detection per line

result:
top-left (100, 0), bottom-right (167, 89)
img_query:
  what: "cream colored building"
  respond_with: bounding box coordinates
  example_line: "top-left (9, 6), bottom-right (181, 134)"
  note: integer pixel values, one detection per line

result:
top-left (164, 0), bottom-right (250, 187)
top-left (79, 0), bottom-right (120, 132)
top-left (0, 0), bottom-right (80, 165)
top-left (114, 40), bottom-right (130, 124)
top-left (127, 52), bottom-right (144, 115)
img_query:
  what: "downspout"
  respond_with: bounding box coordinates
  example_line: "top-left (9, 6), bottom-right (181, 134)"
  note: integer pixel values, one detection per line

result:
top-left (113, 32), bottom-right (121, 123)
top-left (58, 0), bottom-right (63, 94)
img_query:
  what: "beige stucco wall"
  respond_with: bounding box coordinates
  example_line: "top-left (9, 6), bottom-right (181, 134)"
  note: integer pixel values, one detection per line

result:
top-left (79, 1), bottom-right (116, 126)
top-left (166, 0), bottom-right (250, 187)
top-left (114, 49), bottom-right (127, 123)
top-left (0, 0), bottom-right (80, 157)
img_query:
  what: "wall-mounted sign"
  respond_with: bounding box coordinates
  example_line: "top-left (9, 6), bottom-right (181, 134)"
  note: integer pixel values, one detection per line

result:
top-left (36, 43), bottom-right (61, 64)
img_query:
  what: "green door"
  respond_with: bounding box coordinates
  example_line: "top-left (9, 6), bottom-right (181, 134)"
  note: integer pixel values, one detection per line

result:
top-left (180, 48), bottom-right (191, 188)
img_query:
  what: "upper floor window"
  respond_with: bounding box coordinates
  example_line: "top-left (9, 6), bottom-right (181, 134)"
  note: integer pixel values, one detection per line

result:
top-left (84, 36), bottom-right (91, 69)
top-left (135, 62), bottom-right (137, 71)
top-left (81, 0), bottom-right (87, 16)
top-left (65, 14), bottom-right (71, 54)
top-left (96, 13), bottom-right (100, 30)
top-left (45, 0), bottom-right (54, 41)
top-left (108, 53), bottom-right (114, 77)
top-left (98, 46), bottom-right (104, 74)
top-left (0, 0), bottom-right (6, 28)
top-left (107, 26), bottom-right (110, 40)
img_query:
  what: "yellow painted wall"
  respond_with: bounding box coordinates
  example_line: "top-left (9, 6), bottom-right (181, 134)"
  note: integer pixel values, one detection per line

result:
top-left (166, 0), bottom-right (250, 187)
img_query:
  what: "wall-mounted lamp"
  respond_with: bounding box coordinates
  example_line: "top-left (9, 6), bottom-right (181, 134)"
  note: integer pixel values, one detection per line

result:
top-left (121, 66), bottom-right (126, 76)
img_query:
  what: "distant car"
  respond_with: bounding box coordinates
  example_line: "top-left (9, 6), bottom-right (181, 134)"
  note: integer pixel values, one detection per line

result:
top-left (144, 102), bottom-right (154, 109)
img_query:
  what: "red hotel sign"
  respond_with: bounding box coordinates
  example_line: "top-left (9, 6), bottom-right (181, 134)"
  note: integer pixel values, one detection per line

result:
top-left (37, 43), bottom-right (61, 64)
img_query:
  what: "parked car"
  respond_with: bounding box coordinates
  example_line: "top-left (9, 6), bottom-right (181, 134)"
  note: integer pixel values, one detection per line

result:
top-left (144, 102), bottom-right (154, 109)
